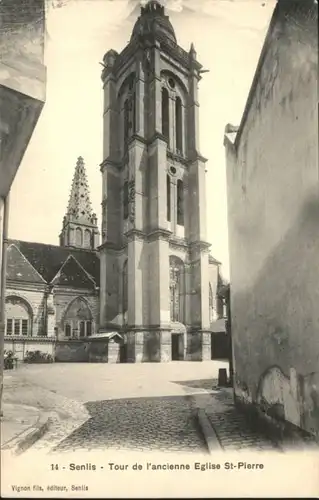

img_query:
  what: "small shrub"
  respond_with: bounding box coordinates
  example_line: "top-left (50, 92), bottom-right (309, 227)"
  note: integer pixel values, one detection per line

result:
top-left (4, 350), bottom-right (13, 369)
top-left (24, 350), bottom-right (53, 364)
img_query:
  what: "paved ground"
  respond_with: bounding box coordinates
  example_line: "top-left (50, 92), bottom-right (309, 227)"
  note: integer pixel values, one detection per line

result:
top-left (1, 403), bottom-right (42, 448)
top-left (9, 361), bottom-right (308, 456)
top-left (16, 360), bottom-right (228, 402)
top-left (14, 361), bottom-right (228, 454)
top-left (192, 389), bottom-right (278, 452)
top-left (52, 395), bottom-right (206, 454)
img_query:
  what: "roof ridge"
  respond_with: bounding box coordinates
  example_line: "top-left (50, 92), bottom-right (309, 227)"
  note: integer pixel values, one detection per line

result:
top-left (8, 238), bottom-right (99, 254)
top-left (51, 254), bottom-right (96, 288)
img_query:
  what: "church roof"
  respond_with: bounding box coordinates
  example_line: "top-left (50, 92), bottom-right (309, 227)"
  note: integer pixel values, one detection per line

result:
top-left (6, 244), bottom-right (46, 284)
top-left (131, 0), bottom-right (177, 43)
top-left (7, 239), bottom-right (100, 287)
top-left (51, 255), bottom-right (97, 289)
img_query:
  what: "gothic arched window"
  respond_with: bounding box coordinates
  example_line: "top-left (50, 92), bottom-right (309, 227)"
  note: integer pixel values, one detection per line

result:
top-left (175, 96), bottom-right (183, 154)
top-left (123, 260), bottom-right (128, 321)
top-left (177, 179), bottom-right (184, 226)
top-left (65, 323), bottom-right (71, 337)
top-left (131, 89), bottom-right (136, 135)
top-left (123, 78), bottom-right (136, 150)
top-left (162, 87), bottom-right (169, 142)
top-left (63, 297), bottom-right (93, 338)
top-left (84, 229), bottom-right (91, 249)
top-left (167, 174), bottom-right (171, 222)
top-left (75, 228), bottom-right (83, 247)
top-left (123, 181), bottom-right (129, 220)
top-left (124, 99), bottom-right (130, 146)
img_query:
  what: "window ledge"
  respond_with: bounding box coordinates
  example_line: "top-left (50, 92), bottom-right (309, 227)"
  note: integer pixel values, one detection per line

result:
top-left (4, 335), bottom-right (55, 342)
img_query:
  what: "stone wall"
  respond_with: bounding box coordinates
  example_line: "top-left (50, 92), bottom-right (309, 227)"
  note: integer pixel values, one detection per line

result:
top-left (225, 0), bottom-right (318, 437)
top-left (88, 340), bottom-right (109, 363)
top-left (55, 340), bottom-right (89, 362)
top-left (4, 337), bottom-right (55, 361)
top-left (0, 0), bottom-right (46, 198)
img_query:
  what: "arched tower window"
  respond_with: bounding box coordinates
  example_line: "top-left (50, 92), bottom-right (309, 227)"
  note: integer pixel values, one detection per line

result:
top-left (128, 75), bottom-right (136, 136)
top-left (177, 179), bottom-right (184, 226)
top-left (84, 229), bottom-right (91, 249)
top-left (167, 175), bottom-right (171, 222)
top-left (162, 88), bottom-right (169, 142)
top-left (131, 90), bottom-right (136, 136)
top-left (75, 228), bottom-right (83, 247)
top-left (124, 99), bottom-right (130, 146)
top-left (123, 181), bottom-right (129, 220)
top-left (122, 259), bottom-right (128, 322)
top-left (175, 96), bottom-right (183, 154)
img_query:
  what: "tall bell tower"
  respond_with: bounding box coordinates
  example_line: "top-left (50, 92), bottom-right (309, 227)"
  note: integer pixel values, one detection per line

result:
top-left (99, 0), bottom-right (212, 362)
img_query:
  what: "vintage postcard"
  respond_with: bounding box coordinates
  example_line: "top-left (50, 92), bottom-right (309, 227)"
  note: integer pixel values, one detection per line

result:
top-left (0, 0), bottom-right (318, 497)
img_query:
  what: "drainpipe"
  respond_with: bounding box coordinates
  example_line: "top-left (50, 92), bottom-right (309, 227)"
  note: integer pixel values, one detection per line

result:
top-left (0, 193), bottom-right (10, 417)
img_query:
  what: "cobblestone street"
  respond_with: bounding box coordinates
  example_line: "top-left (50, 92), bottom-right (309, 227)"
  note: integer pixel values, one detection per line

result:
top-left (205, 392), bottom-right (278, 452)
top-left (52, 395), bottom-right (206, 454)
top-left (18, 361), bottom-right (227, 455)
top-left (191, 389), bottom-right (278, 452)
top-left (8, 362), bottom-right (316, 456)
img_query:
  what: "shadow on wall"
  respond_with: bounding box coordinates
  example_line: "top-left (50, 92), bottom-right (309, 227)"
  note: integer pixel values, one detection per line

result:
top-left (35, 295), bottom-right (46, 336)
top-left (143, 332), bottom-right (161, 362)
top-left (232, 195), bottom-right (319, 437)
top-left (55, 342), bottom-right (90, 362)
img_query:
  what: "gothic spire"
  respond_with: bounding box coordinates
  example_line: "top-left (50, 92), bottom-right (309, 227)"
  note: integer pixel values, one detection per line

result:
top-left (59, 157), bottom-right (100, 250)
top-left (65, 156), bottom-right (94, 223)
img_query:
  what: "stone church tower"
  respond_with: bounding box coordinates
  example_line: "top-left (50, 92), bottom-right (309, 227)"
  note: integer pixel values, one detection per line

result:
top-left (60, 156), bottom-right (100, 250)
top-left (99, 0), bottom-right (215, 362)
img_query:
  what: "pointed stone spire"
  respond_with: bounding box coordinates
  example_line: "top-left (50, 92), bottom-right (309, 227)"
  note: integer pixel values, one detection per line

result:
top-left (66, 156), bottom-right (93, 223)
top-left (189, 42), bottom-right (197, 60)
top-left (59, 157), bottom-right (100, 250)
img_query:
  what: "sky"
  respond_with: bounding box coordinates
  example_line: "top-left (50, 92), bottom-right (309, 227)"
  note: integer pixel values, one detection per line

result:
top-left (8, 0), bottom-right (276, 280)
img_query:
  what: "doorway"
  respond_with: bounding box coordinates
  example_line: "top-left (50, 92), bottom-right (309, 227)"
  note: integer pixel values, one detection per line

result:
top-left (211, 332), bottom-right (230, 360)
top-left (171, 333), bottom-right (184, 361)
top-left (119, 342), bottom-right (127, 363)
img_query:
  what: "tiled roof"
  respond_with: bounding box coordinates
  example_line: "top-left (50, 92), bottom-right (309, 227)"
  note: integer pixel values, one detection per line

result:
top-left (52, 255), bottom-right (96, 289)
top-left (7, 244), bottom-right (45, 284)
top-left (8, 240), bottom-right (100, 286)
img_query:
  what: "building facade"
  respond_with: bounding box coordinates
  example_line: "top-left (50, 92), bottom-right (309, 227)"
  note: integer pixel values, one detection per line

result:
top-left (0, 0), bottom-right (46, 405)
top-left (4, 1), bottom-right (226, 364)
top-left (99, 0), bottom-right (224, 362)
top-left (4, 157), bottom-right (100, 362)
top-left (224, 0), bottom-right (318, 438)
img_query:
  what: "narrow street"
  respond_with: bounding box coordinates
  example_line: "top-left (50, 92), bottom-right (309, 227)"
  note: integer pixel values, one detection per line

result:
top-left (52, 395), bottom-right (206, 454)
top-left (5, 361), bottom-right (312, 456)
top-left (18, 361), bottom-right (228, 454)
